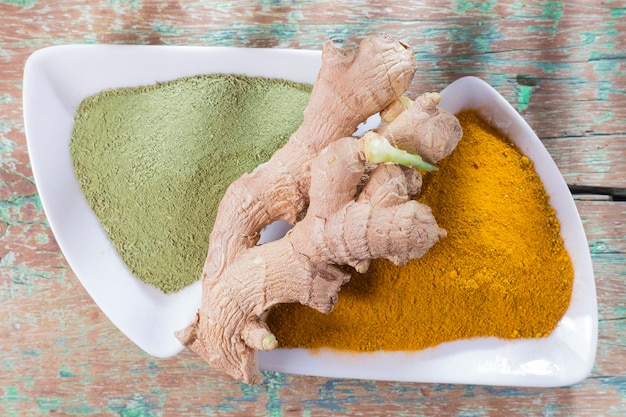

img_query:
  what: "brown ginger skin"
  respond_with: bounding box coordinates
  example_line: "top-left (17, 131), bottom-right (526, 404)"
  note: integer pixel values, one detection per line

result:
top-left (178, 137), bottom-right (446, 384)
top-left (201, 34), bottom-right (418, 285)
top-left (379, 92), bottom-right (463, 163)
top-left (176, 34), bottom-right (463, 384)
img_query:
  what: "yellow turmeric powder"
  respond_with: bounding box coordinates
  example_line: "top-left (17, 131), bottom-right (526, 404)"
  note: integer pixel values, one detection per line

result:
top-left (266, 111), bottom-right (574, 351)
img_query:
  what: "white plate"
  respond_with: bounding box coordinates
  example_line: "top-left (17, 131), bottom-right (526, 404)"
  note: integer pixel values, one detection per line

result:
top-left (23, 45), bottom-right (597, 387)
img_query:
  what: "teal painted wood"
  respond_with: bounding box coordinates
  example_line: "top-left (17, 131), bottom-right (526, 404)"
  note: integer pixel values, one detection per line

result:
top-left (1, 0), bottom-right (625, 415)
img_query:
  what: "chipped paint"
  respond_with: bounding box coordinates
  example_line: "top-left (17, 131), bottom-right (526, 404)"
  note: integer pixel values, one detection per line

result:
top-left (0, 0), bottom-right (38, 8)
top-left (515, 74), bottom-right (538, 112)
top-left (543, 1), bottom-right (563, 27)
top-left (594, 112), bottom-right (613, 124)
top-left (452, 0), bottom-right (497, 14)
top-left (34, 232), bottom-right (49, 244)
top-left (59, 364), bottom-right (75, 378)
top-left (580, 27), bottom-right (619, 47)
top-left (1, 385), bottom-right (30, 417)
top-left (20, 349), bottom-right (41, 356)
top-left (0, 194), bottom-right (44, 224)
top-left (106, 0), bottom-right (143, 11)
top-left (610, 7), bottom-right (626, 18)
top-left (264, 372), bottom-right (287, 417)
top-left (0, 136), bottom-right (17, 154)
top-left (0, 95), bottom-right (16, 103)
top-left (37, 396), bottom-right (61, 412)
top-left (516, 84), bottom-right (533, 112)
top-left (106, 393), bottom-right (159, 417)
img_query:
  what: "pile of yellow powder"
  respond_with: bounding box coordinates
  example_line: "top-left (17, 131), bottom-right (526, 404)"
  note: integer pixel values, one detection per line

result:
top-left (266, 111), bottom-right (574, 351)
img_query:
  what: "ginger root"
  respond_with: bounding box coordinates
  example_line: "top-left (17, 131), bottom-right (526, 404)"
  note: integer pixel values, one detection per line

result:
top-left (176, 34), bottom-right (463, 384)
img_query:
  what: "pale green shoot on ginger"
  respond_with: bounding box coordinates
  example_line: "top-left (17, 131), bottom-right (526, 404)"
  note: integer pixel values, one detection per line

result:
top-left (361, 131), bottom-right (438, 172)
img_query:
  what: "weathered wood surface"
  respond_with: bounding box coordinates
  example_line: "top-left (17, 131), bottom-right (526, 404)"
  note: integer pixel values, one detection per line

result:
top-left (1, 0), bottom-right (624, 415)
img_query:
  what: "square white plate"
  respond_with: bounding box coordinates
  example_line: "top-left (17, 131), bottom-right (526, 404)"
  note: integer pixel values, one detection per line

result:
top-left (24, 45), bottom-right (597, 387)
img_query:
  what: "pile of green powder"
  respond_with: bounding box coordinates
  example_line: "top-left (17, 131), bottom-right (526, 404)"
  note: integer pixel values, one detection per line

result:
top-left (70, 74), bottom-right (312, 293)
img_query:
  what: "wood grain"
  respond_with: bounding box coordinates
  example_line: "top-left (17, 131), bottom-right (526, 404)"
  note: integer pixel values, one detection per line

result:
top-left (1, 0), bottom-right (625, 415)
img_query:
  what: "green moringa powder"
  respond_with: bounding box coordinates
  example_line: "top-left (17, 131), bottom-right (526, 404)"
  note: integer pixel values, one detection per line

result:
top-left (70, 74), bottom-right (312, 293)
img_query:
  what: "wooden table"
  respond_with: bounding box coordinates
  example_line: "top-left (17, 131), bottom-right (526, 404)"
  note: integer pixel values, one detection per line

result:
top-left (1, 1), bottom-right (624, 415)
